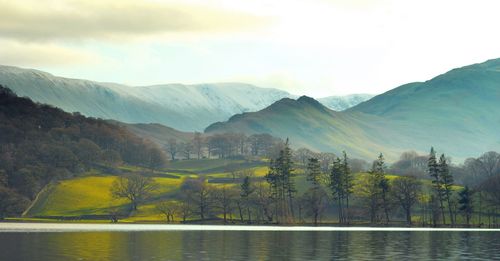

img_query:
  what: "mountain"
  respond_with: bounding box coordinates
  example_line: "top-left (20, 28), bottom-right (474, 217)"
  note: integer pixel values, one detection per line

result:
top-left (206, 96), bottom-right (403, 160)
top-left (206, 59), bottom-right (500, 161)
top-left (318, 94), bottom-right (374, 111)
top-left (0, 65), bottom-right (292, 131)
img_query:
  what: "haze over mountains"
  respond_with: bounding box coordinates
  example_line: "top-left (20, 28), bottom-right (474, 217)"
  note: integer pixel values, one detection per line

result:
top-left (0, 65), bottom-right (370, 131)
top-left (1, 59), bottom-right (499, 161)
top-left (207, 58), bottom-right (500, 161)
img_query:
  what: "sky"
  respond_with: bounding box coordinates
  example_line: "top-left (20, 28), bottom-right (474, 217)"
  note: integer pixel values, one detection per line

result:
top-left (1, 0), bottom-right (500, 97)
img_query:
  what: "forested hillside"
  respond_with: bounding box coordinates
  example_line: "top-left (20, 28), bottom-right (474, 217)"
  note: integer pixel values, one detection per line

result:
top-left (0, 85), bottom-right (167, 217)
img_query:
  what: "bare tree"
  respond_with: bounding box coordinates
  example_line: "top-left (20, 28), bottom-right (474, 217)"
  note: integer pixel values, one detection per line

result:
top-left (294, 148), bottom-right (314, 165)
top-left (391, 176), bottom-right (421, 225)
top-left (165, 138), bottom-right (178, 160)
top-left (477, 151), bottom-right (500, 177)
top-left (110, 174), bottom-right (158, 211)
top-left (179, 200), bottom-right (194, 222)
top-left (213, 185), bottom-right (238, 223)
top-left (181, 178), bottom-right (213, 220)
top-left (156, 201), bottom-right (179, 222)
top-left (193, 132), bottom-right (204, 159)
top-left (146, 146), bottom-right (167, 170)
top-left (180, 142), bottom-right (193, 160)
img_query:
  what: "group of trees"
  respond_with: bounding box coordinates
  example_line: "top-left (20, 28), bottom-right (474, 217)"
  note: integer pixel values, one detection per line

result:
top-left (121, 145), bottom-right (500, 227)
top-left (164, 133), bottom-right (284, 160)
top-left (390, 150), bottom-right (500, 186)
top-left (0, 86), bottom-right (168, 218)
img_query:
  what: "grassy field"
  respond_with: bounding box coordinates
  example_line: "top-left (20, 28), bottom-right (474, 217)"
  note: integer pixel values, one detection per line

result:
top-left (25, 159), bottom-right (268, 220)
top-left (24, 159), bottom-right (476, 225)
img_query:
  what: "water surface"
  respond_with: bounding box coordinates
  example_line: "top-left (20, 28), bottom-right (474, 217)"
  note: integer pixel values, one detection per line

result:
top-left (1, 224), bottom-right (499, 260)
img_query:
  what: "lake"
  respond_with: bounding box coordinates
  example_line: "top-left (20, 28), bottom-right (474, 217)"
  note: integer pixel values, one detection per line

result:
top-left (1, 223), bottom-right (500, 260)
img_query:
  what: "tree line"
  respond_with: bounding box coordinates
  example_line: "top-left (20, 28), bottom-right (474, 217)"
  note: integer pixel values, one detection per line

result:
top-left (164, 132), bottom-right (286, 160)
top-left (111, 139), bottom-right (500, 227)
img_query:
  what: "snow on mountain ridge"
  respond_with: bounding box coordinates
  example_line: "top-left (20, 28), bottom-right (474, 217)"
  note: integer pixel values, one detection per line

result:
top-left (0, 65), bottom-right (293, 130)
top-left (0, 64), bottom-right (373, 130)
top-left (318, 94), bottom-right (374, 111)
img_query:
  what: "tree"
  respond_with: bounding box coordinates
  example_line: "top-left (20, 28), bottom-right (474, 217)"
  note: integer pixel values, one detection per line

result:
top-left (330, 157), bottom-right (345, 223)
top-left (146, 146), bottom-right (167, 170)
top-left (75, 138), bottom-right (101, 165)
top-left (266, 138), bottom-right (295, 223)
top-left (458, 186), bottom-right (473, 227)
top-left (181, 178), bottom-right (212, 220)
top-left (156, 201), bottom-right (179, 222)
top-left (110, 174), bottom-right (158, 211)
top-left (478, 175), bottom-right (500, 226)
top-left (306, 158), bottom-right (326, 225)
top-left (374, 153), bottom-right (390, 224)
top-left (193, 132), bottom-right (204, 159)
top-left (342, 151), bottom-right (354, 223)
top-left (439, 154), bottom-right (455, 226)
top-left (0, 186), bottom-right (29, 219)
top-left (476, 151), bottom-right (500, 177)
top-left (254, 181), bottom-right (274, 223)
top-left (165, 138), bottom-right (178, 160)
top-left (101, 149), bottom-right (122, 166)
top-left (179, 142), bottom-right (193, 160)
top-left (213, 185), bottom-right (237, 223)
top-left (391, 176), bottom-right (421, 225)
top-left (428, 147), bottom-right (446, 225)
top-left (295, 148), bottom-right (314, 165)
top-left (179, 199), bottom-right (194, 222)
top-left (362, 153), bottom-right (390, 224)
top-left (241, 176), bottom-right (255, 223)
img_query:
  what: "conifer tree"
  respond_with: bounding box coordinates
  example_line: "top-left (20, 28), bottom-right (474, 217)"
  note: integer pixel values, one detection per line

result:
top-left (241, 176), bottom-right (255, 223)
top-left (265, 138), bottom-right (295, 223)
top-left (306, 158), bottom-right (325, 224)
top-left (458, 186), bottom-right (473, 227)
top-left (428, 147), bottom-right (446, 225)
top-left (439, 154), bottom-right (455, 226)
top-left (342, 151), bottom-right (354, 224)
top-left (361, 153), bottom-right (390, 224)
top-left (330, 157), bottom-right (345, 223)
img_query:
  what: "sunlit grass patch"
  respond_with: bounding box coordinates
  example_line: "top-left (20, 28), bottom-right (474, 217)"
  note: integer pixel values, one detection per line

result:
top-left (28, 176), bottom-right (128, 216)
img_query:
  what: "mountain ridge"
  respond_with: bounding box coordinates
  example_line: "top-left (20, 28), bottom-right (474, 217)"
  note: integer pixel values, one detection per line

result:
top-left (0, 65), bottom-right (371, 131)
top-left (206, 58), bottom-right (500, 161)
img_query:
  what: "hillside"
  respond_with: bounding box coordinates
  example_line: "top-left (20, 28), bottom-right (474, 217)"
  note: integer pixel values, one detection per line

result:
top-left (206, 59), bottom-right (500, 161)
top-left (110, 121), bottom-right (194, 148)
top-left (206, 96), bottom-right (403, 160)
top-left (0, 65), bottom-right (293, 131)
top-left (0, 85), bottom-right (167, 216)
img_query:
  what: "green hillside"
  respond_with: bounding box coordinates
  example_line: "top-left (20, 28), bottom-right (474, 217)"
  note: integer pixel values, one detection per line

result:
top-left (206, 96), bottom-right (403, 160)
top-left (206, 59), bottom-right (500, 161)
top-left (24, 159), bottom-right (270, 221)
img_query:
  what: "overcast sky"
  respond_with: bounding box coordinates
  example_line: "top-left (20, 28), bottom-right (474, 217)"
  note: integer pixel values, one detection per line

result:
top-left (1, 0), bottom-right (499, 97)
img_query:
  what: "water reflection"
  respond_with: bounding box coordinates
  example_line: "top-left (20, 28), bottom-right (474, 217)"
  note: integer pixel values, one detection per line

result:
top-left (1, 231), bottom-right (499, 260)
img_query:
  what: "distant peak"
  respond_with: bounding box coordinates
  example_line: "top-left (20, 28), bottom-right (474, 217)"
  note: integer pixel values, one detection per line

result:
top-left (297, 95), bottom-right (325, 108)
top-left (297, 95), bottom-right (316, 102)
top-left (264, 95), bottom-right (329, 113)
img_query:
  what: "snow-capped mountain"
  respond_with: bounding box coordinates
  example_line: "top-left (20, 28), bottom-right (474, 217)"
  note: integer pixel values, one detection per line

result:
top-left (0, 65), bottom-right (372, 131)
top-left (0, 65), bottom-right (293, 131)
top-left (318, 94), bottom-right (374, 111)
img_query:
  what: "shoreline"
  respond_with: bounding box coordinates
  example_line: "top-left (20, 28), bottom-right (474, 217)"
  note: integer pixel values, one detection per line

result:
top-left (1, 222), bottom-right (500, 232)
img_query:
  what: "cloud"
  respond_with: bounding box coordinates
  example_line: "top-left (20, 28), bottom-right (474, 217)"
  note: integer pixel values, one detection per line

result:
top-left (0, 0), bottom-right (268, 41)
top-left (0, 40), bottom-right (102, 66)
